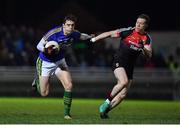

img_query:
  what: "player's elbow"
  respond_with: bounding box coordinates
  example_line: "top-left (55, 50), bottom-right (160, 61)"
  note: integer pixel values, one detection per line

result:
top-left (147, 50), bottom-right (152, 58)
top-left (145, 52), bottom-right (152, 60)
top-left (149, 52), bottom-right (152, 58)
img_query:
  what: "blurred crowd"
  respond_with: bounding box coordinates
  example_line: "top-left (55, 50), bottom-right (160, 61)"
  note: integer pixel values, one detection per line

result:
top-left (0, 23), bottom-right (43, 66)
top-left (0, 23), bottom-right (180, 72)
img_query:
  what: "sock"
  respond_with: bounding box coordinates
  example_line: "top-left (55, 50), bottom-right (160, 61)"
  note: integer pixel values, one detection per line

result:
top-left (33, 77), bottom-right (41, 94)
top-left (63, 91), bottom-right (72, 116)
top-left (104, 92), bottom-right (113, 113)
top-left (107, 92), bottom-right (113, 101)
top-left (105, 99), bottom-right (110, 104)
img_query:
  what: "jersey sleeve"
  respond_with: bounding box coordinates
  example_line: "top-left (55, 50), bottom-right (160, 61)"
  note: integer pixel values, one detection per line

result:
top-left (118, 27), bottom-right (133, 39)
top-left (43, 26), bottom-right (62, 41)
top-left (144, 34), bottom-right (152, 45)
top-left (143, 34), bottom-right (152, 51)
top-left (72, 30), bottom-right (81, 40)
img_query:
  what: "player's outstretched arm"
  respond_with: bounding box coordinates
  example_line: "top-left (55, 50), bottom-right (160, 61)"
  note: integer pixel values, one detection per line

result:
top-left (80, 33), bottom-right (93, 40)
top-left (90, 29), bottom-right (119, 43)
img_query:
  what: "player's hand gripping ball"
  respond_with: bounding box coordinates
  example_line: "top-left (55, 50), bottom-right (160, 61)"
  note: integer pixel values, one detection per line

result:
top-left (44, 41), bottom-right (60, 56)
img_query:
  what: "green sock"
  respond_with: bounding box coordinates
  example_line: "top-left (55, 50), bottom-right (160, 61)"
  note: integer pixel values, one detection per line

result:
top-left (63, 91), bottom-right (72, 116)
top-left (36, 78), bottom-right (41, 94)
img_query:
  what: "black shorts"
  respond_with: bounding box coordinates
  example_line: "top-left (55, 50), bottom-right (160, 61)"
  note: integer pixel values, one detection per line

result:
top-left (112, 43), bottom-right (139, 79)
top-left (112, 56), bottom-right (134, 79)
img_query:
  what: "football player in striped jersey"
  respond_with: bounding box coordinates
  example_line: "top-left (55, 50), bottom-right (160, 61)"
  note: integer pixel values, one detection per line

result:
top-left (91, 14), bottom-right (152, 119)
top-left (32, 14), bottom-right (92, 120)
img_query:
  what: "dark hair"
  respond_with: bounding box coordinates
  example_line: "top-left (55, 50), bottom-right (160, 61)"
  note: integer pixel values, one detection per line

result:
top-left (138, 14), bottom-right (150, 26)
top-left (63, 14), bottom-right (77, 24)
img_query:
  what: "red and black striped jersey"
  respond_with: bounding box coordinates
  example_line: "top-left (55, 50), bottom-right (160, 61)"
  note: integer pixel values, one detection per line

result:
top-left (113, 27), bottom-right (152, 63)
top-left (117, 27), bottom-right (152, 51)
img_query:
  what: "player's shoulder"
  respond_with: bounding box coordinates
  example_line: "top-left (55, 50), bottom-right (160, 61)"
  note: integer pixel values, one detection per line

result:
top-left (118, 27), bottom-right (134, 33)
top-left (141, 31), bottom-right (152, 44)
top-left (145, 32), bottom-right (151, 37)
top-left (47, 26), bottom-right (62, 34)
top-left (43, 26), bottom-right (62, 39)
top-left (118, 27), bottom-right (134, 38)
top-left (145, 32), bottom-right (152, 43)
top-left (71, 29), bottom-right (81, 37)
top-left (73, 29), bottom-right (80, 34)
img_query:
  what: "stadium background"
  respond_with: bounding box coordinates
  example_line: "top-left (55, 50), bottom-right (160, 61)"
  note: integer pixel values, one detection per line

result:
top-left (0, 0), bottom-right (180, 99)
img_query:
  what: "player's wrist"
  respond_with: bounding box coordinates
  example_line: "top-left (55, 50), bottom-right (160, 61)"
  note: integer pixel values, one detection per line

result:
top-left (90, 38), bottom-right (96, 42)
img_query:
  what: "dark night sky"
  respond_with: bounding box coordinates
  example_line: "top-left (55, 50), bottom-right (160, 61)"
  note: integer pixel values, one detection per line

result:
top-left (0, 0), bottom-right (179, 31)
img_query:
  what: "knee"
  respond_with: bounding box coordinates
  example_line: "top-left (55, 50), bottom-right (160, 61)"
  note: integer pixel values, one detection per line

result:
top-left (116, 79), bottom-right (128, 90)
top-left (40, 90), bottom-right (49, 97)
top-left (65, 83), bottom-right (73, 91)
top-left (120, 78), bottom-right (129, 87)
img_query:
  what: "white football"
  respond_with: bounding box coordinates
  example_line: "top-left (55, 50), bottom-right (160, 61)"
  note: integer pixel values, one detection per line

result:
top-left (45, 41), bottom-right (60, 51)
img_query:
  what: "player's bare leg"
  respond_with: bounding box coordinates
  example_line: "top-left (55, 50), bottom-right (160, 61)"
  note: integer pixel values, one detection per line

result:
top-left (110, 80), bottom-right (132, 109)
top-left (39, 76), bottom-right (50, 96)
top-left (99, 67), bottom-right (129, 119)
top-left (55, 68), bottom-right (73, 119)
top-left (32, 75), bottom-right (50, 97)
top-left (111, 68), bottom-right (128, 96)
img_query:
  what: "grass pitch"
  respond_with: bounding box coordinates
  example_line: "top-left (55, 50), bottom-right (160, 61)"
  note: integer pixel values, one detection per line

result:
top-left (0, 97), bottom-right (180, 124)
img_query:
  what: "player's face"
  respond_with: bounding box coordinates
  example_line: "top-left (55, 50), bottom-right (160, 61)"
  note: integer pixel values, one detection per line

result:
top-left (135, 18), bottom-right (147, 33)
top-left (63, 20), bottom-right (75, 35)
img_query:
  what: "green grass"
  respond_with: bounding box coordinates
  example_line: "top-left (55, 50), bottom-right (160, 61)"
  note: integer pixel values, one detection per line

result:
top-left (0, 97), bottom-right (180, 124)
